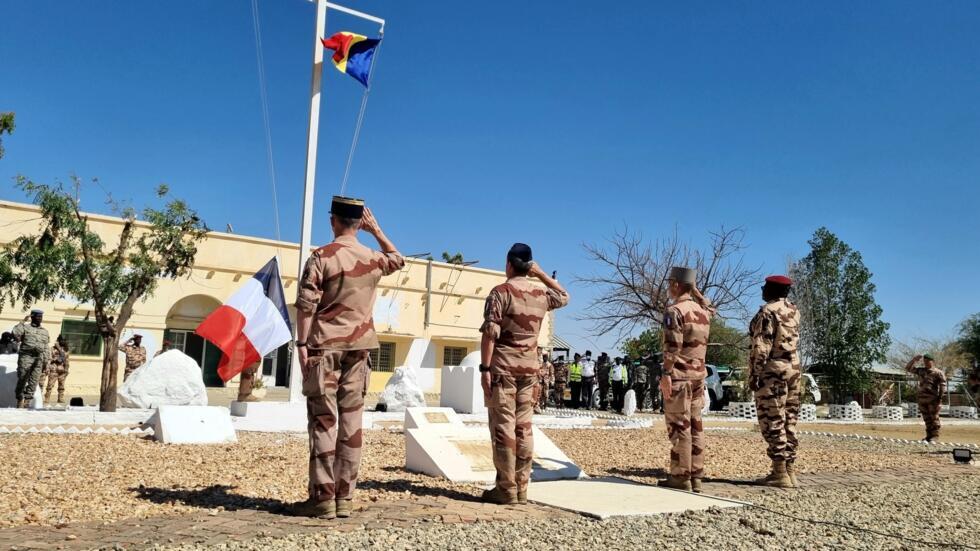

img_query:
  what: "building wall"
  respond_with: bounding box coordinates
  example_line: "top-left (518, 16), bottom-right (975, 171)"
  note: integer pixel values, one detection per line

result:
top-left (0, 200), bottom-right (555, 395)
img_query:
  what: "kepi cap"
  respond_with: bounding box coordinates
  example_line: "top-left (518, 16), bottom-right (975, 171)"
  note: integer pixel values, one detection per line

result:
top-left (507, 243), bottom-right (533, 263)
top-left (668, 266), bottom-right (696, 285)
top-left (923, 353), bottom-right (935, 361)
top-left (765, 275), bottom-right (793, 286)
top-left (30, 309), bottom-right (43, 315)
top-left (330, 196), bottom-right (365, 219)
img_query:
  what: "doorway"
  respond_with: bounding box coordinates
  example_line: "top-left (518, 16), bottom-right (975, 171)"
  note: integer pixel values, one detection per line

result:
top-left (164, 329), bottom-right (224, 387)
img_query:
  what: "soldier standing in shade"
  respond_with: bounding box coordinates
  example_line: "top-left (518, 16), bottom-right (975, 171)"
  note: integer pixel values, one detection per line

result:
top-left (237, 362), bottom-right (262, 403)
top-left (290, 197), bottom-right (404, 519)
top-left (749, 275), bottom-right (802, 488)
top-left (632, 354), bottom-right (649, 412)
top-left (118, 335), bottom-right (147, 380)
top-left (480, 244), bottom-right (569, 504)
top-left (553, 358), bottom-right (569, 408)
top-left (44, 335), bottom-right (70, 404)
top-left (13, 309), bottom-right (50, 408)
top-left (904, 353), bottom-right (947, 443)
top-left (596, 352), bottom-right (611, 410)
top-left (534, 351), bottom-right (554, 413)
top-left (658, 267), bottom-right (714, 493)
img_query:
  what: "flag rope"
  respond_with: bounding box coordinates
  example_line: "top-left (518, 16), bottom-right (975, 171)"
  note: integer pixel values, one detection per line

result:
top-left (251, 0), bottom-right (283, 243)
top-left (339, 30), bottom-right (384, 196)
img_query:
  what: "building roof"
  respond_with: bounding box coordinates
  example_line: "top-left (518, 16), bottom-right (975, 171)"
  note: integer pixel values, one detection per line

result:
top-left (551, 334), bottom-right (571, 350)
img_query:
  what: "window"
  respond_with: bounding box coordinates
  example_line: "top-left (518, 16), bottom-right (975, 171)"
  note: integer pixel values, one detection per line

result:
top-left (370, 342), bottom-right (396, 373)
top-left (60, 320), bottom-right (102, 356)
top-left (444, 346), bottom-right (467, 366)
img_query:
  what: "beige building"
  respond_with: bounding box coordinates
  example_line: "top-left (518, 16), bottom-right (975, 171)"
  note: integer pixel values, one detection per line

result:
top-left (0, 200), bottom-right (556, 394)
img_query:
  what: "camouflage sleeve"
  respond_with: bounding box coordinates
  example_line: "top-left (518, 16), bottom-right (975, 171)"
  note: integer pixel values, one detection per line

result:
top-left (479, 288), bottom-right (504, 340)
top-left (748, 310), bottom-right (774, 374)
top-left (661, 306), bottom-right (683, 374)
top-left (546, 288), bottom-right (569, 311)
top-left (295, 254), bottom-right (323, 313)
top-left (375, 250), bottom-right (406, 276)
top-left (11, 322), bottom-right (25, 340)
top-left (117, 343), bottom-right (127, 353)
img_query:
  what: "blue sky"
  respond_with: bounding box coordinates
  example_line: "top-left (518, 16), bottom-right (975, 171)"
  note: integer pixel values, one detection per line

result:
top-left (2, 1), bottom-right (978, 354)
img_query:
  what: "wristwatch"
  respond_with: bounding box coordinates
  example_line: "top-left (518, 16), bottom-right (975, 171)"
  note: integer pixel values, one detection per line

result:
top-left (479, 364), bottom-right (491, 373)
top-left (295, 342), bottom-right (308, 348)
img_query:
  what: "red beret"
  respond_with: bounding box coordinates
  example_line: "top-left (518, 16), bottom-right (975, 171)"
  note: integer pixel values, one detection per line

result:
top-left (765, 275), bottom-right (793, 286)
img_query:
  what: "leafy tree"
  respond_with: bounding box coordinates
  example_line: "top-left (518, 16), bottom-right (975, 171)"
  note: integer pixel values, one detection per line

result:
top-left (958, 313), bottom-right (980, 364)
top-left (620, 318), bottom-right (747, 366)
top-left (0, 112), bottom-right (14, 159)
top-left (0, 176), bottom-right (207, 411)
top-left (789, 227), bottom-right (890, 403)
top-left (441, 251), bottom-right (465, 265)
top-left (622, 328), bottom-right (662, 359)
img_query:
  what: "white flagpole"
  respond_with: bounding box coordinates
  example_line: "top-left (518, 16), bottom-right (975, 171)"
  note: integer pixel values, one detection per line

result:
top-left (289, 1), bottom-right (386, 403)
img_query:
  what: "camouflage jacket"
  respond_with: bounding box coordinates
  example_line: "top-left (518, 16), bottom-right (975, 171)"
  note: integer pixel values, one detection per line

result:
top-left (296, 234), bottom-right (405, 351)
top-left (480, 277), bottom-right (569, 377)
top-left (662, 295), bottom-right (714, 381)
top-left (553, 363), bottom-right (569, 384)
top-left (118, 344), bottom-right (147, 369)
top-left (539, 360), bottom-right (554, 384)
top-left (748, 298), bottom-right (801, 376)
top-left (50, 342), bottom-right (70, 372)
top-left (908, 366), bottom-right (946, 398)
top-left (12, 322), bottom-right (50, 358)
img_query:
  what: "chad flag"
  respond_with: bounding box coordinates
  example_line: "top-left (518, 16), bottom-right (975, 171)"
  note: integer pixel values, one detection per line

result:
top-left (321, 31), bottom-right (380, 88)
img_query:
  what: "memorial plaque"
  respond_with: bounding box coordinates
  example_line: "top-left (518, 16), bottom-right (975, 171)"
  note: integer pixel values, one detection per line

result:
top-left (425, 412), bottom-right (451, 424)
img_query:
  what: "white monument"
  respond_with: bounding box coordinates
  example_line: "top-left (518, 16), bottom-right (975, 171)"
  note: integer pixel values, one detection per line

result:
top-left (147, 405), bottom-right (237, 444)
top-left (118, 350), bottom-right (208, 409)
top-left (0, 354), bottom-right (43, 409)
top-left (439, 351), bottom-right (486, 414)
top-left (404, 406), bottom-right (583, 483)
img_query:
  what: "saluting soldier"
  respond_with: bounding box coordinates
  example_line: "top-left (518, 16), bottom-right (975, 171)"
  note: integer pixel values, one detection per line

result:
top-left (479, 244), bottom-right (569, 504)
top-left (632, 354), bottom-right (649, 412)
top-left (905, 353), bottom-right (947, 443)
top-left (749, 275), bottom-right (802, 488)
top-left (290, 197), bottom-right (404, 519)
top-left (534, 351), bottom-right (554, 413)
top-left (13, 309), bottom-right (50, 408)
top-left (658, 267), bottom-right (714, 493)
top-left (118, 335), bottom-right (147, 380)
top-left (553, 359), bottom-right (569, 408)
top-left (44, 335), bottom-right (71, 404)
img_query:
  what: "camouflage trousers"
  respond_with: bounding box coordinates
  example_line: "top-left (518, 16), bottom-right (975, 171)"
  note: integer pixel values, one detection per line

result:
top-left (42, 366), bottom-right (68, 401)
top-left (752, 367), bottom-right (801, 463)
top-left (15, 353), bottom-right (44, 402)
top-left (534, 378), bottom-right (549, 409)
top-left (553, 382), bottom-right (566, 408)
top-left (633, 381), bottom-right (648, 411)
top-left (487, 370), bottom-right (536, 497)
top-left (918, 397), bottom-right (941, 440)
top-left (303, 350), bottom-right (370, 502)
top-left (123, 365), bottom-right (141, 381)
top-left (664, 379), bottom-right (706, 479)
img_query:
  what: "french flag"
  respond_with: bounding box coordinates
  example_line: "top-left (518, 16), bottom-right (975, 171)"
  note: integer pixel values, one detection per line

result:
top-left (196, 257), bottom-right (293, 383)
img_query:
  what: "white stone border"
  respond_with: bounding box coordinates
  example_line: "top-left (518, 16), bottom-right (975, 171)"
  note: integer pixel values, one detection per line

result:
top-left (0, 426), bottom-right (154, 436)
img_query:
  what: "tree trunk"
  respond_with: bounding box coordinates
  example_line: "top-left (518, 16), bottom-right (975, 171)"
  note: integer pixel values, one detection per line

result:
top-left (99, 334), bottom-right (120, 412)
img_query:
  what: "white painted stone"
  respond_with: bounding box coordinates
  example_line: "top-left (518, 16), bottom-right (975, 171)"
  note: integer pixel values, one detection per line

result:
top-left (829, 402), bottom-right (864, 422)
top-left (622, 390), bottom-right (637, 417)
top-left (404, 407), bottom-right (465, 430)
top-left (379, 366), bottom-right (426, 412)
top-left (405, 425), bottom-right (583, 483)
top-left (118, 350), bottom-right (208, 409)
top-left (439, 360), bottom-right (486, 415)
top-left (0, 354), bottom-right (43, 408)
top-left (872, 406), bottom-right (903, 421)
top-left (799, 404), bottom-right (817, 422)
top-left (728, 401), bottom-right (757, 419)
top-left (230, 400), bottom-right (308, 433)
top-left (147, 405), bottom-right (237, 444)
top-left (403, 338), bottom-right (438, 391)
top-left (527, 477), bottom-right (745, 519)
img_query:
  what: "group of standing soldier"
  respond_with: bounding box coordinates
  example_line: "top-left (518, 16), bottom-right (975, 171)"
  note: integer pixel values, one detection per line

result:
top-left (532, 350), bottom-right (663, 413)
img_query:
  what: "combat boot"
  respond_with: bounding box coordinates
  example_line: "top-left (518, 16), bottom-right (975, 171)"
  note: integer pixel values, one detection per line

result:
top-left (45, 391), bottom-right (52, 404)
top-left (335, 499), bottom-right (353, 518)
top-left (658, 475), bottom-right (692, 491)
top-left (481, 486), bottom-right (517, 505)
top-left (756, 461), bottom-right (793, 489)
top-left (690, 478), bottom-right (703, 494)
top-left (16, 399), bottom-right (26, 409)
top-left (517, 488), bottom-right (528, 505)
top-left (57, 393), bottom-right (65, 404)
top-left (786, 462), bottom-right (799, 487)
top-left (288, 498), bottom-right (336, 519)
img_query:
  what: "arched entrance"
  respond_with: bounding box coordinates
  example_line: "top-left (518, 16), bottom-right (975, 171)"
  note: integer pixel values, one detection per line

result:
top-left (165, 294), bottom-right (224, 387)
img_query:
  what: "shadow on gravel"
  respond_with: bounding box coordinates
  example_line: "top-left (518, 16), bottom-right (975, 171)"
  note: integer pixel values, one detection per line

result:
top-left (357, 479), bottom-right (483, 502)
top-left (131, 484), bottom-right (289, 514)
top-left (607, 467), bottom-right (669, 478)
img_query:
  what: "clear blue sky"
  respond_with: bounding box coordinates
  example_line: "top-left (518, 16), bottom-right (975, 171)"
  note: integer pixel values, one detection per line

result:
top-left (2, 1), bottom-right (978, 355)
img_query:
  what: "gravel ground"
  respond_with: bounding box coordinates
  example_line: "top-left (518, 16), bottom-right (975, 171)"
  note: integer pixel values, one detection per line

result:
top-left (160, 476), bottom-right (980, 551)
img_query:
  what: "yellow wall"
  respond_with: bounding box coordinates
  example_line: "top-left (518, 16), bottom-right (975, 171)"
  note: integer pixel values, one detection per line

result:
top-left (0, 200), bottom-right (555, 395)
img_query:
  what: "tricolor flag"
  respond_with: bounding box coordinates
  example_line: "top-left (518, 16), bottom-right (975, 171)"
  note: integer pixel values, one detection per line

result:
top-left (195, 257), bottom-right (292, 383)
top-left (321, 31), bottom-right (380, 87)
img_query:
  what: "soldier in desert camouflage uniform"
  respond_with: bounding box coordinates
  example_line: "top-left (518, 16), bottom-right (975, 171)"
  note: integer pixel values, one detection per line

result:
top-left (44, 335), bottom-right (70, 404)
top-left (534, 351), bottom-right (554, 413)
top-left (658, 267), bottom-right (713, 493)
top-left (552, 359), bottom-right (569, 409)
top-left (118, 335), bottom-right (147, 380)
top-left (479, 243), bottom-right (569, 505)
top-left (905, 353), bottom-right (947, 443)
top-left (290, 197), bottom-right (404, 519)
top-left (13, 309), bottom-right (50, 408)
top-left (749, 275), bottom-right (802, 488)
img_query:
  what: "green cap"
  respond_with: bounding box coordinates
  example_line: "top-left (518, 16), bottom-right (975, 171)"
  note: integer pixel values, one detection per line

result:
top-left (923, 353), bottom-right (935, 361)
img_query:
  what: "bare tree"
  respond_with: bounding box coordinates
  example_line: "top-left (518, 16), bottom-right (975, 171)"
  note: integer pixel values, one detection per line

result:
top-left (577, 226), bottom-right (760, 342)
top-left (888, 336), bottom-right (970, 378)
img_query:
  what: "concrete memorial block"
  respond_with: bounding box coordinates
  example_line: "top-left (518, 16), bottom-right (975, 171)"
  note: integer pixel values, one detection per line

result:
top-left (622, 390), bottom-right (637, 417)
top-left (903, 402), bottom-right (919, 418)
top-left (0, 354), bottom-right (43, 409)
top-left (118, 350), bottom-right (208, 409)
top-left (439, 352), bottom-right (486, 414)
top-left (147, 405), bottom-right (237, 444)
top-left (872, 405), bottom-right (903, 421)
top-left (727, 401), bottom-right (756, 419)
top-left (230, 400), bottom-right (308, 432)
top-left (404, 406), bottom-right (465, 430)
top-left (527, 477), bottom-right (745, 519)
top-left (829, 402), bottom-right (864, 422)
top-left (950, 406), bottom-right (978, 420)
top-left (799, 403), bottom-right (817, 422)
top-left (405, 423), bottom-right (583, 483)
top-left (379, 366), bottom-right (427, 412)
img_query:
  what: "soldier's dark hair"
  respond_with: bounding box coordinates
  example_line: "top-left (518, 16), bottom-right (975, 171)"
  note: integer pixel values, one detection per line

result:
top-left (508, 256), bottom-right (532, 276)
top-left (762, 282), bottom-right (791, 301)
top-left (333, 215), bottom-right (362, 230)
